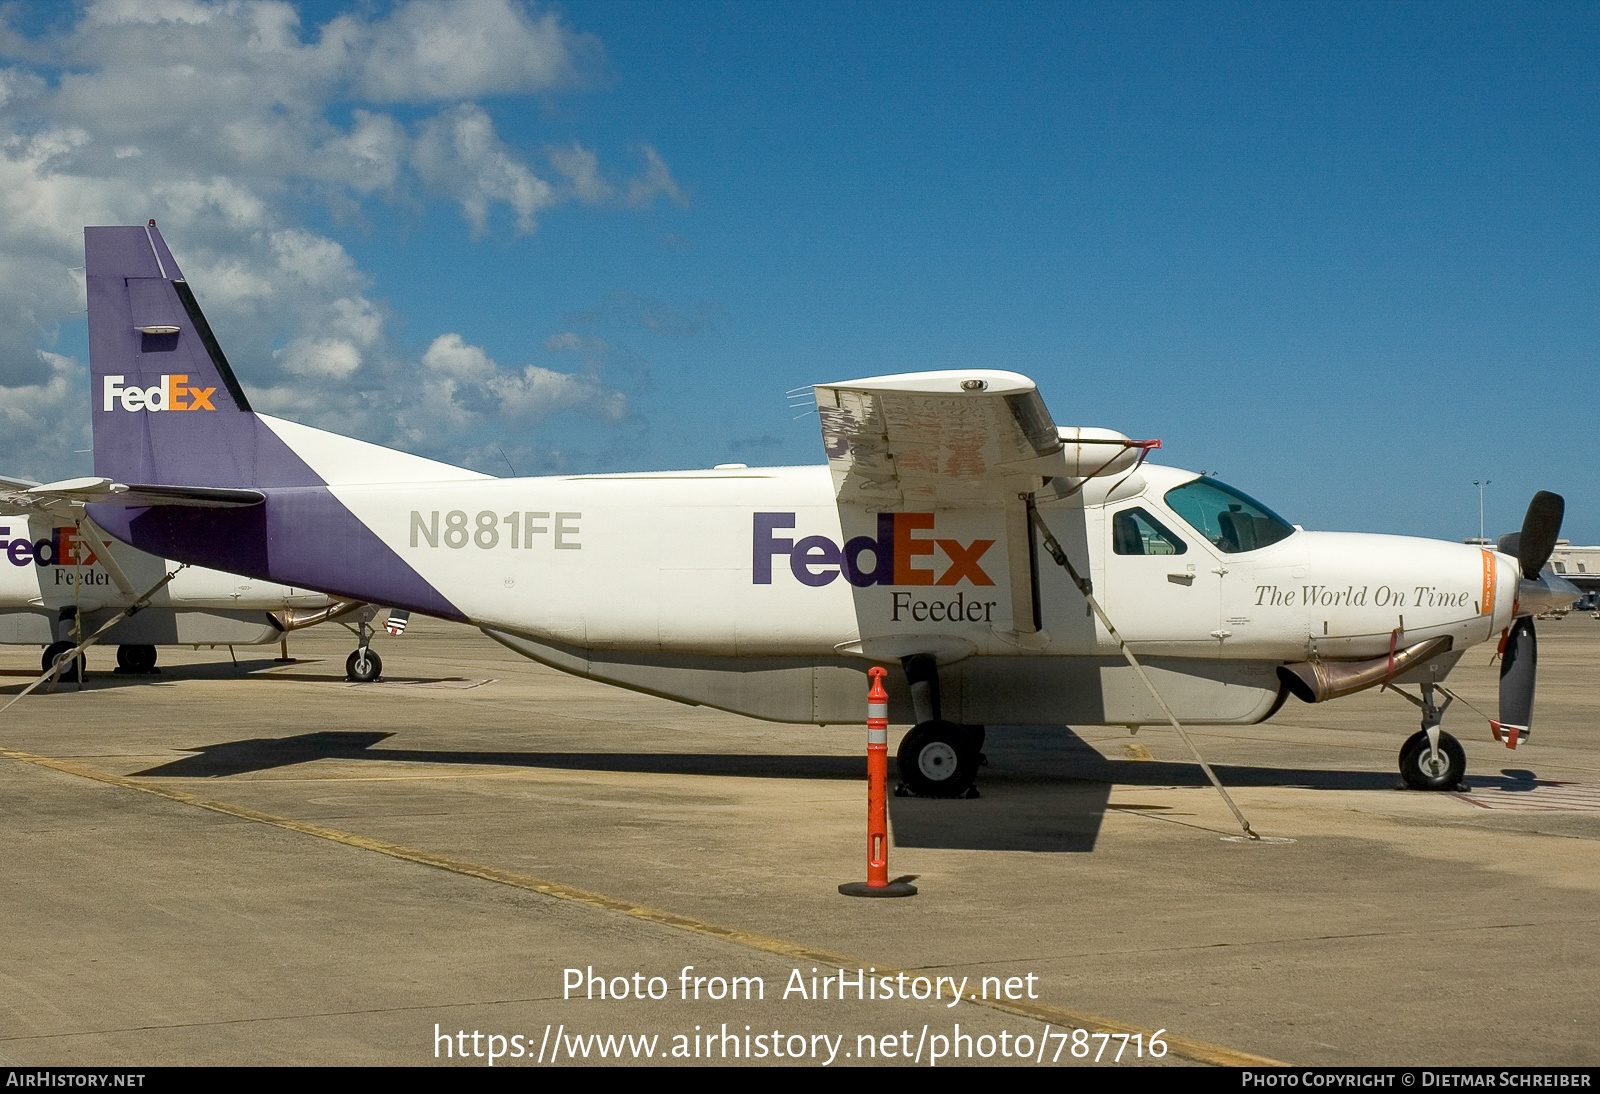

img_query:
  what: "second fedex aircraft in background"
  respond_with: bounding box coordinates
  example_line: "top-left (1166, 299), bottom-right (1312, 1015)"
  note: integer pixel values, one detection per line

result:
top-left (1, 474), bottom-right (381, 681)
top-left (74, 222), bottom-right (1577, 797)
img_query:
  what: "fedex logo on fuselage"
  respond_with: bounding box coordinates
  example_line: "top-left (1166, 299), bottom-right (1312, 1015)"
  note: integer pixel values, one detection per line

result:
top-left (0, 526), bottom-right (96, 567)
top-left (754, 512), bottom-right (995, 588)
top-left (102, 375), bottom-right (216, 413)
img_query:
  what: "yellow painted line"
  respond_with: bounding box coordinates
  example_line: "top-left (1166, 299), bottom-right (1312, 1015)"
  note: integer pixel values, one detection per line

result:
top-left (0, 744), bottom-right (1287, 1068)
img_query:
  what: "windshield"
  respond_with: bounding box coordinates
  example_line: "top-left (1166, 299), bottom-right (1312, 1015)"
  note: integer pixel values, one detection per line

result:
top-left (1163, 477), bottom-right (1294, 554)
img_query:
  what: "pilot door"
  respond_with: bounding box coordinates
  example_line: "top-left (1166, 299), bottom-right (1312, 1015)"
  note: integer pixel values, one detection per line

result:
top-left (1098, 501), bottom-right (1226, 653)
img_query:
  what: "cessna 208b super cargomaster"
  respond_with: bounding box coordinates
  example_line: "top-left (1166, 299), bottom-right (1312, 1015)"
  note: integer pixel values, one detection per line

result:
top-left (80, 223), bottom-right (1578, 797)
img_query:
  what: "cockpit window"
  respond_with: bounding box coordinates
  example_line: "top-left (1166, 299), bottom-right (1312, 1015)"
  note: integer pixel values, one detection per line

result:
top-left (1112, 507), bottom-right (1186, 555)
top-left (1163, 477), bottom-right (1294, 554)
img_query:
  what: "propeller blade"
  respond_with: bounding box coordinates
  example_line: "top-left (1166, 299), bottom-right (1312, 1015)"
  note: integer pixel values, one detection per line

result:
top-left (1516, 491), bottom-right (1564, 579)
top-left (1494, 616), bottom-right (1537, 748)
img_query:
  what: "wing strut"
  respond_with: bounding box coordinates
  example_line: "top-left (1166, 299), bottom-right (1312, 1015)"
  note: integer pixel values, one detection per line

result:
top-left (1026, 497), bottom-right (1260, 840)
top-left (76, 514), bottom-right (138, 596)
top-left (0, 564), bottom-right (189, 713)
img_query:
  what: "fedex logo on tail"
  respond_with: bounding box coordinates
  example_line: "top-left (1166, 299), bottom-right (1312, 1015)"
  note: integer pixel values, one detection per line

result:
top-left (102, 375), bottom-right (216, 412)
top-left (754, 513), bottom-right (995, 588)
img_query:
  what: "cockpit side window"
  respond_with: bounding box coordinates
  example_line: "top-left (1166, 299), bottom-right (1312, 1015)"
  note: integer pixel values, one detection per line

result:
top-left (1163, 477), bottom-right (1294, 554)
top-left (1112, 507), bottom-right (1187, 556)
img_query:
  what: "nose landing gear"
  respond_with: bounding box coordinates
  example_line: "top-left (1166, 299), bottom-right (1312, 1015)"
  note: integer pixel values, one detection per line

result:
top-left (1395, 682), bottom-right (1467, 791)
top-left (1399, 729), bottom-right (1466, 791)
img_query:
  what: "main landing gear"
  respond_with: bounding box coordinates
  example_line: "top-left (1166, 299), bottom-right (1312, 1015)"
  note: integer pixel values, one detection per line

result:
top-left (115, 644), bottom-right (159, 674)
top-left (41, 640), bottom-right (83, 684)
top-left (1394, 681), bottom-right (1466, 792)
top-left (897, 720), bottom-right (985, 799)
top-left (893, 653), bottom-right (985, 799)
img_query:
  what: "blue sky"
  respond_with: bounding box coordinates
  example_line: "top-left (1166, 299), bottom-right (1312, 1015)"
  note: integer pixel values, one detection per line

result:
top-left (2, 1), bottom-right (1595, 543)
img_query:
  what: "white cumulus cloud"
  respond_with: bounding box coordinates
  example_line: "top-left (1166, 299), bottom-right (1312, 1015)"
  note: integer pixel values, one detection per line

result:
top-left (349, 0), bottom-right (599, 101)
top-left (0, 352), bottom-right (88, 481)
top-left (421, 333), bottom-right (627, 424)
top-left (413, 104), bottom-right (555, 235)
top-left (0, 1), bottom-right (681, 476)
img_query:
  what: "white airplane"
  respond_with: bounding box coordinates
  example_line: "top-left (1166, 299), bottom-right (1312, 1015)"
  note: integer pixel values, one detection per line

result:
top-left (1, 475), bottom-right (379, 682)
top-left (73, 222), bottom-right (1579, 795)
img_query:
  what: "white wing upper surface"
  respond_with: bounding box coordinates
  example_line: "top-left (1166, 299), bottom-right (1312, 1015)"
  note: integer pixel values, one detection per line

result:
top-left (814, 370), bottom-right (1062, 509)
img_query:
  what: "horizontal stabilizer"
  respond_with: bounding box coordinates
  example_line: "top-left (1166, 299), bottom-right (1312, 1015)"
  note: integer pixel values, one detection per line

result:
top-left (5, 476), bottom-right (263, 513)
top-left (107, 483), bottom-right (266, 508)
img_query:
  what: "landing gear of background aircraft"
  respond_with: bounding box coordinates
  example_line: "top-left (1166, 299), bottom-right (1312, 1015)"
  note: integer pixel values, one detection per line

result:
top-left (115, 644), bottom-right (158, 674)
top-left (1398, 729), bottom-right (1466, 791)
top-left (896, 720), bottom-right (984, 799)
top-left (41, 641), bottom-right (82, 683)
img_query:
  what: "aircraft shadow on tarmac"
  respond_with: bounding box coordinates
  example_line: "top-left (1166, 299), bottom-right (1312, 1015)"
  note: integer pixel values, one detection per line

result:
top-left (126, 725), bottom-right (1454, 854)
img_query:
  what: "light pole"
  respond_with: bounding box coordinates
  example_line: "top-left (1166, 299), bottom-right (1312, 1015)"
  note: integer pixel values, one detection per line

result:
top-left (1473, 479), bottom-right (1491, 543)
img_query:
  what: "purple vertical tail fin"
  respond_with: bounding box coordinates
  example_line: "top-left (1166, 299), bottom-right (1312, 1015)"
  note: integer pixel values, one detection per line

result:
top-left (86, 223), bottom-right (322, 489)
top-left (84, 223), bottom-right (470, 622)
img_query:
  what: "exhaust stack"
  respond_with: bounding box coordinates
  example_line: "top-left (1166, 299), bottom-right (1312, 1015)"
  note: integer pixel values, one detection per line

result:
top-left (1278, 636), bottom-right (1453, 704)
top-left (271, 601), bottom-right (375, 632)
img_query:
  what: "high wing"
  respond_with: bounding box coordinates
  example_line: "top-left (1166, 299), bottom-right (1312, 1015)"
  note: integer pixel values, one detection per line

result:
top-left (815, 370), bottom-right (1148, 509)
top-left (811, 370), bottom-right (1159, 655)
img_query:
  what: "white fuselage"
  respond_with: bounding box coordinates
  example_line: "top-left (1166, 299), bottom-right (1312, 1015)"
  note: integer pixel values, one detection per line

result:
top-left (329, 462), bottom-right (1514, 660)
top-left (309, 461), bottom-right (1513, 727)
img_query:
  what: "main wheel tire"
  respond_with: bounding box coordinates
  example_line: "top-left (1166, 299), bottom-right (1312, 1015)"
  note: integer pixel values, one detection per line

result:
top-left (896, 720), bottom-right (981, 798)
top-left (42, 640), bottom-right (82, 683)
top-left (345, 647), bottom-right (382, 682)
top-left (1399, 729), bottom-right (1466, 791)
top-left (117, 644), bottom-right (158, 673)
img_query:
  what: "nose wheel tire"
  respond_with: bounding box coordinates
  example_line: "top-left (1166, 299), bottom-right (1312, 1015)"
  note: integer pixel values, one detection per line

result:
top-left (345, 648), bottom-right (382, 683)
top-left (42, 641), bottom-right (83, 683)
top-left (1399, 729), bottom-right (1466, 791)
top-left (896, 720), bottom-right (982, 798)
